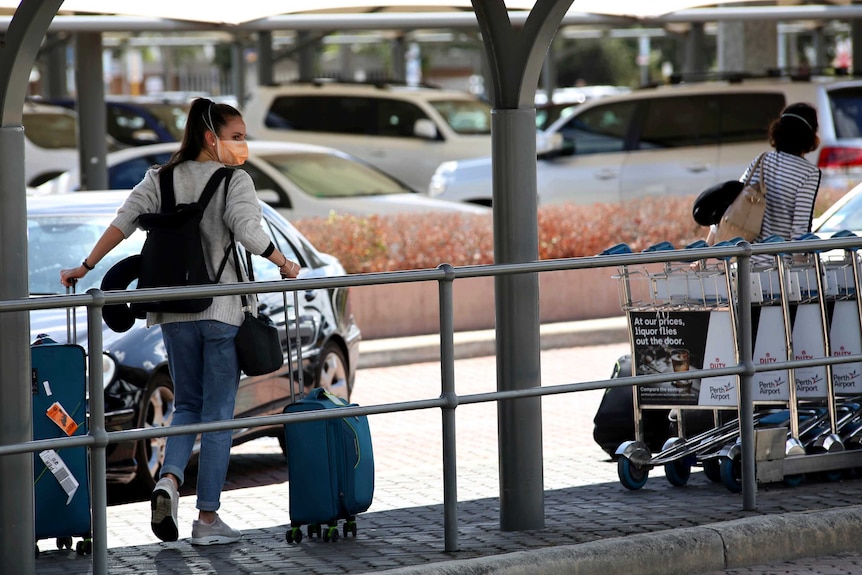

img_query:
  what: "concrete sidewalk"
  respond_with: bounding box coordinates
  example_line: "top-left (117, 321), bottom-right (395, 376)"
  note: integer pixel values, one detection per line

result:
top-left (30, 320), bottom-right (862, 575)
top-left (358, 315), bottom-right (631, 368)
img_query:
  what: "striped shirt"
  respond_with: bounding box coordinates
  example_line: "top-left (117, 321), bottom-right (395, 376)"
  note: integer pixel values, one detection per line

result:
top-left (742, 150), bottom-right (821, 266)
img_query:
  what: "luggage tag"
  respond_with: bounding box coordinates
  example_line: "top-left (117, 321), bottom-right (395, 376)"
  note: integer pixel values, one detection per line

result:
top-left (46, 401), bottom-right (79, 436)
top-left (38, 449), bottom-right (80, 504)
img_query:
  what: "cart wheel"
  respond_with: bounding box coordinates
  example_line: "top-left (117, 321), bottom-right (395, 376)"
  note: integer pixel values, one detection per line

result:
top-left (664, 460), bottom-right (691, 487)
top-left (783, 473), bottom-right (805, 487)
top-left (617, 457), bottom-right (649, 490)
top-left (719, 455), bottom-right (742, 493)
top-left (823, 470), bottom-right (844, 482)
top-left (703, 459), bottom-right (722, 483)
top-left (328, 526), bottom-right (339, 542)
top-left (343, 519), bottom-right (357, 538)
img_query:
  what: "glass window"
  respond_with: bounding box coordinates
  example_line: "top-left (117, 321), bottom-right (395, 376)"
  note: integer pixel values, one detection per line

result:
top-left (258, 152), bottom-right (411, 198)
top-left (22, 112), bottom-right (78, 149)
top-left (719, 93), bottom-right (785, 143)
top-left (108, 153), bottom-right (172, 189)
top-left (428, 99), bottom-right (492, 134)
top-left (558, 101), bottom-right (637, 155)
top-left (638, 96), bottom-right (720, 149)
top-left (816, 192), bottom-right (862, 234)
top-left (266, 96), bottom-right (375, 135)
top-left (27, 216), bottom-right (145, 294)
top-left (376, 99), bottom-right (428, 138)
top-left (829, 88), bottom-right (862, 138)
top-left (237, 163), bottom-right (292, 209)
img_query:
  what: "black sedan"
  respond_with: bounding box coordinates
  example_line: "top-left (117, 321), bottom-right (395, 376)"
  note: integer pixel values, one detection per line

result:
top-left (27, 190), bottom-right (361, 496)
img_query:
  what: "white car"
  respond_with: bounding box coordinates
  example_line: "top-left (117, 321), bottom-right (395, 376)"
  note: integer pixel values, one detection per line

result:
top-left (34, 140), bottom-right (490, 219)
top-left (428, 76), bottom-right (862, 208)
top-left (242, 81), bottom-right (496, 192)
top-left (22, 101), bottom-right (79, 187)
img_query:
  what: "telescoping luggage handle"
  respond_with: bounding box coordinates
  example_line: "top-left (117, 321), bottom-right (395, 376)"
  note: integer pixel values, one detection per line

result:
top-left (66, 282), bottom-right (77, 345)
top-left (283, 287), bottom-right (304, 403)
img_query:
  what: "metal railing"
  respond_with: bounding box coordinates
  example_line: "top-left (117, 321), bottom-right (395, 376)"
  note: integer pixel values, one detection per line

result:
top-left (4, 236), bottom-right (862, 574)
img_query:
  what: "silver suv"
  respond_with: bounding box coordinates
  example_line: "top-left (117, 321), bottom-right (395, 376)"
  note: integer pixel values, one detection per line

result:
top-left (242, 81), bottom-right (494, 192)
top-left (427, 76), bottom-right (862, 206)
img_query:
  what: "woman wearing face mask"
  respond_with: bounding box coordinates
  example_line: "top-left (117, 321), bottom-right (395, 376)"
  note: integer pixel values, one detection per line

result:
top-left (60, 97), bottom-right (299, 545)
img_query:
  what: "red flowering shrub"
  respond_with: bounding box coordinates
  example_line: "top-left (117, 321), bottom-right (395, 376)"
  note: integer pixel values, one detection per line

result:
top-left (293, 190), bottom-right (847, 274)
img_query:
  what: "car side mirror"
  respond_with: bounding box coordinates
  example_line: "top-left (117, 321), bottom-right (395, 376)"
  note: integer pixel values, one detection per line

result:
top-left (413, 119), bottom-right (438, 140)
top-left (256, 189), bottom-right (281, 205)
top-left (536, 131), bottom-right (564, 160)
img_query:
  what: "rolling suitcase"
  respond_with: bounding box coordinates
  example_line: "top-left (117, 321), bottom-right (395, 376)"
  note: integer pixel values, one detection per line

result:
top-left (31, 334), bottom-right (92, 555)
top-left (282, 387), bottom-right (374, 544)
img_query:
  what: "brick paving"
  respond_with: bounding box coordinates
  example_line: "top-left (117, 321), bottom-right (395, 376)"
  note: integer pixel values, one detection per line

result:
top-left (29, 342), bottom-right (862, 574)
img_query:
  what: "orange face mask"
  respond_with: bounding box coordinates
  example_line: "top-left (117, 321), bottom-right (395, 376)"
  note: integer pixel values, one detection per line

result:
top-left (216, 139), bottom-right (249, 166)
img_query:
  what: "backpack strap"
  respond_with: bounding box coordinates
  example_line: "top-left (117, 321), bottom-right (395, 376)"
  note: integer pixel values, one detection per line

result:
top-left (157, 165), bottom-right (177, 213)
top-left (156, 166), bottom-right (234, 214)
top-left (198, 167), bottom-right (235, 211)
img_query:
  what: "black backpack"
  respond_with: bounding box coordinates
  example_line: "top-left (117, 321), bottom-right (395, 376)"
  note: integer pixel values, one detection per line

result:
top-left (135, 165), bottom-right (234, 313)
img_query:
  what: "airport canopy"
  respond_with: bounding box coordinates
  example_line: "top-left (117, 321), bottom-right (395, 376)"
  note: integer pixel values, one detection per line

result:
top-left (0, 0), bottom-right (780, 26)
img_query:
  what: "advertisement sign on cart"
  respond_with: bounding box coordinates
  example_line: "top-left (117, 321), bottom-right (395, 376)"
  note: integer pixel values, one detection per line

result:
top-left (629, 310), bottom-right (736, 407)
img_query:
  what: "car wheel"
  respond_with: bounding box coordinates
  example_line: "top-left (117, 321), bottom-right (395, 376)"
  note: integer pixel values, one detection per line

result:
top-left (316, 341), bottom-right (350, 401)
top-left (132, 372), bottom-right (175, 495)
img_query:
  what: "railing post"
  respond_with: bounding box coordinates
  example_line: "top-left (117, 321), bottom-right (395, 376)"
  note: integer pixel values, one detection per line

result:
top-left (437, 264), bottom-right (459, 552)
top-left (736, 247), bottom-right (757, 510)
top-left (86, 290), bottom-right (109, 574)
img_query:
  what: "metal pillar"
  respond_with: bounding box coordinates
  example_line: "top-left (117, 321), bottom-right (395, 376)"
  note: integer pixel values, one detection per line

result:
top-left (683, 23), bottom-right (706, 80)
top-left (391, 35), bottom-right (406, 82)
top-left (540, 39), bottom-right (556, 102)
top-left (472, 0), bottom-right (573, 532)
top-left (43, 32), bottom-right (68, 98)
top-left (297, 31), bottom-right (316, 82)
top-left (231, 35), bottom-right (247, 107)
top-left (257, 30), bottom-right (273, 86)
top-left (0, 3), bottom-right (63, 573)
top-left (74, 32), bottom-right (107, 190)
top-left (853, 20), bottom-right (862, 74)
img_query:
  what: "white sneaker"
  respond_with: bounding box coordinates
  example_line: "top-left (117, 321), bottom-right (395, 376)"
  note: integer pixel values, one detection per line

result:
top-left (190, 514), bottom-right (242, 546)
top-left (150, 477), bottom-right (179, 542)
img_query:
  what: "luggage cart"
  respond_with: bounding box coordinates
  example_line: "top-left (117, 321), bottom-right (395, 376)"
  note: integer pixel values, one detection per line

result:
top-left (605, 239), bottom-right (744, 490)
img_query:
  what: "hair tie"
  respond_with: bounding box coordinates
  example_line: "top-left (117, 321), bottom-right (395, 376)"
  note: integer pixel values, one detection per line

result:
top-left (781, 112), bottom-right (814, 133)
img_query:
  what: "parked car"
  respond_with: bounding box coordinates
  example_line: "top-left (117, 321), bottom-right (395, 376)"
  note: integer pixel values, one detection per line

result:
top-left (22, 101), bottom-right (80, 187)
top-left (34, 140), bottom-right (491, 219)
top-left (813, 179), bottom-right (862, 261)
top-left (46, 95), bottom-right (190, 147)
top-left (27, 190), bottom-right (362, 496)
top-left (242, 80), bottom-right (495, 191)
top-left (427, 76), bottom-right (862, 207)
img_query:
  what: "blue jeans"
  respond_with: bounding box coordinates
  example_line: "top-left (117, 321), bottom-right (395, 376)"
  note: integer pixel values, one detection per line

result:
top-left (160, 320), bottom-right (240, 512)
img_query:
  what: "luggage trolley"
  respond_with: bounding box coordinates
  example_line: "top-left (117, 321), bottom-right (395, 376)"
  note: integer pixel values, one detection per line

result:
top-left (604, 239), bottom-right (744, 490)
top-left (693, 233), bottom-right (862, 492)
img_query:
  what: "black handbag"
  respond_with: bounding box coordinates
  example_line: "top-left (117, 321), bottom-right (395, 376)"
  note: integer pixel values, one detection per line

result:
top-left (231, 242), bottom-right (283, 376)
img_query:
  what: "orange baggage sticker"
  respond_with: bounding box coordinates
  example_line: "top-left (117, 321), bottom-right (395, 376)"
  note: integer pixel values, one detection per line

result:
top-left (46, 402), bottom-right (78, 436)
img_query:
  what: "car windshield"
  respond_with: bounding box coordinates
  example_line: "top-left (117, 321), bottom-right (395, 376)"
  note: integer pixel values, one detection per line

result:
top-left (28, 215), bottom-right (146, 294)
top-left (817, 192), bottom-right (862, 234)
top-left (258, 152), bottom-right (413, 197)
top-left (428, 99), bottom-right (492, 135)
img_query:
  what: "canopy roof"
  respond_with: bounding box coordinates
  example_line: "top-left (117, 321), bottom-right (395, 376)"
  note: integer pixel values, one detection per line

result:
top-left (1, 1), bottom-right (779, 25)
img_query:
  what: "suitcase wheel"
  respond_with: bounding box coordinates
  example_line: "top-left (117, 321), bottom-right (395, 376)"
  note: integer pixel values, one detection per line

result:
top-left (76, 538), bottom-right (92, 556)
top-left (56, 537), bottom-right (73, 550)
top-left (343, 519), bottom-right (357, 538)
top-left (322, 525), bottom-right (339, 543)
top-left (285, 527), bottom-right (303, 545)
top-left (309, 523), bottom-right (321, 539)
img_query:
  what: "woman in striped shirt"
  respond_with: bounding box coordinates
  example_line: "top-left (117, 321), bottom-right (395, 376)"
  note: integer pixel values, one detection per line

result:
top-left (709, 103), bottom-right (821, 266)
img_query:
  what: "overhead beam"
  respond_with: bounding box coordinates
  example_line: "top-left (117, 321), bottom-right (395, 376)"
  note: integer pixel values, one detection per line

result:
top-left (3, 5), bottom-right (862, 33)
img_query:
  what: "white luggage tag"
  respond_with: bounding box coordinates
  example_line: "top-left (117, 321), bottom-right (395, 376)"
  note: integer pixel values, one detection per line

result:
top-left (39, 449), bottom-right (80, 504)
